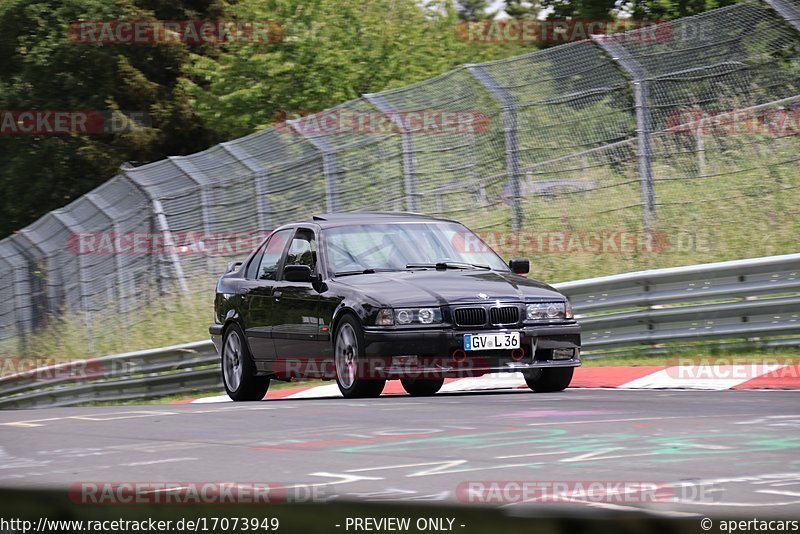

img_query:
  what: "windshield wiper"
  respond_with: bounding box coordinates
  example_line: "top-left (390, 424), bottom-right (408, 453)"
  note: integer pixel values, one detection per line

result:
top-left (406, 261), bottom-right (491, 270)
top-left (334, 267), bottom-right (407, 277)
top-left (334, 268), bottom-right (376, 277)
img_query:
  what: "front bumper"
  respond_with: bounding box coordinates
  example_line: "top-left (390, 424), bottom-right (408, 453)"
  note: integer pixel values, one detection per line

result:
top-left (362, 323), bottom-right (581, 377)
top-left (363, 323), bottom-right (580, 355)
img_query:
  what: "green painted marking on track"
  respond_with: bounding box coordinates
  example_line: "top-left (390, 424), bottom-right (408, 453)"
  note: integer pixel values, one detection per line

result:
top-left (333, 427), bottom-right (567, 453)
top-left (333, 428), bottom-right (800, 464)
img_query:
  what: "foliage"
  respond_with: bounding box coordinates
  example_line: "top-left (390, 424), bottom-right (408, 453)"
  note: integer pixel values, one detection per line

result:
top-left (0, 0), bottom-right (220, 237)
top-left (626, 0), bottom-right (739, 19)
top-left (180, 0), bottom-right (524, 139)
top-left (456, 0), bottom-right (498, 19)
top-left (539, 0), bottom-right (620, 19)
top-left (504, 0), bottom-right (539, 18)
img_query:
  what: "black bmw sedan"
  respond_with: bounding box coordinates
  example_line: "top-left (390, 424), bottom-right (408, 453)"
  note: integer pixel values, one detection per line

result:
top-left (210, 212), bottom-right (580, 400)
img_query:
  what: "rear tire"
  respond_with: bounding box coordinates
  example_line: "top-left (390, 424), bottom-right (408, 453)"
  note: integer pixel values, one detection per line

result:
top-left (222, 324), bottom-right (270, 401)
top-left (401, 377), bottom-right (444, 397)
top-left (524, 367), bottom-right (574, 392)
top-left (334, 315), bottom-right (386, 399)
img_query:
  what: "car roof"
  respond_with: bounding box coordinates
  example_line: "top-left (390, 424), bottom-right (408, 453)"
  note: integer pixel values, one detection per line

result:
top-left (300, 211), bottom-right (457, 228)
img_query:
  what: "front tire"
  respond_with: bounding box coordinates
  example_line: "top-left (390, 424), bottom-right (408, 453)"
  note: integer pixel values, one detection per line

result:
top-left (222, 324), bottom-right (270, 401)
top-left (401, 377), bottom-right (444, 396)
top-left (334, 315), bottom-right (385, 399)
top-left (524, 367), bottom-right (574, 392)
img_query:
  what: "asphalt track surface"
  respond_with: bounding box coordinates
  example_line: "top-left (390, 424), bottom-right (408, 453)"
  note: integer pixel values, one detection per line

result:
top-left (1, 389), bottom-right (799, 518)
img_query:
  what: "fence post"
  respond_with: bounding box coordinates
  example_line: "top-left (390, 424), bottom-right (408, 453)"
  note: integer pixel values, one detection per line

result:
top-left (169, 156), bottom-right (215, 274)
top-left (120, 164), bottom-right (189, 295)
top-left (11, 264), bottom-right (29, 350)
top-left (13, 230), bottom-right (56, 327)
top-left (591, 36), bottom-right (656, 230)
top-left (151, 199), bottom-right (189, 294)
top-left (362, 93), bottom-right (419, 212)
top-left (696, 123), bottom-right (706, 177)
top-left (0, 254), bottom-right (28, 350)
top-left (84, 194), bottom-right (129, 322)
top-left (466, 65), bottom-right (523, 231)
top-left (220, 141), bottom-right (271, 231)
top-left (50, 211), bottom-right (96, 351)
top-left (288, 120), bottom-right (339, 212)
top-left (763, 0), bottom-right (800, 32)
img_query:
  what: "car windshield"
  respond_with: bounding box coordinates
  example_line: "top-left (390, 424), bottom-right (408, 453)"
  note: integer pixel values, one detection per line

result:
top-left (322, 222), bottom-right (509, 274)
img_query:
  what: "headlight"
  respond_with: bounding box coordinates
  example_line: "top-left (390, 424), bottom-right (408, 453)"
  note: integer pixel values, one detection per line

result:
top-left (396, 309), bottom-right (413, 324)
top-left (376, 309), bottom-right (394, 326)
top-left (417, 308), bottom-right (436, 324)
top-left (525, 302), bottom-right (568, 321)
top-left (376, 307), bottom-right (442, 325)
top-left (565, 299), bottom-right (574, 319)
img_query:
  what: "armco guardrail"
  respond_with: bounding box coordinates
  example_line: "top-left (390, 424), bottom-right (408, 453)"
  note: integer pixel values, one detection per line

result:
top-left (0, 341), bottom-right (218, 409)
top-left (1, 253), bottom-right (799, 408)
top-left (562, 252), bottom-right (800, 354)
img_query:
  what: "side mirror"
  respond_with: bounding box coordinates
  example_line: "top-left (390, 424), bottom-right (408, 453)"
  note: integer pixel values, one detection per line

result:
top-left (508, 258), bottom-right (530, 275)
top-left (284, 264), bottom-right (313, 283)
top-left (226, 261), bottom-right (243, 274)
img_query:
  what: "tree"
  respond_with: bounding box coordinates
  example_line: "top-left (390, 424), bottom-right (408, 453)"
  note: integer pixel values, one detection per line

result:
top-left (625, 0), bottom-right (738, 20)
top-left (504, 0), bottom-right (539, 19)
top-left (181, 0), bottom-right (520, 139)
top-left (456, 0), bottom-right (497, 20)
top-left (537, 0), bottom-right (740, 21)
top-left (0, 0), bottom-right (220, 237)
top-left (539, 0), bottom-right (618, 19)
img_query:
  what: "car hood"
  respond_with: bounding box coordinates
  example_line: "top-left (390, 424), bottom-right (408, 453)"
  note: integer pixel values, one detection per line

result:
top-left (333, 270), bottom-right (564, 307)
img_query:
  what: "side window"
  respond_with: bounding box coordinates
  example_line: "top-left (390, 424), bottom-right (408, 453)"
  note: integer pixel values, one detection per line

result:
top-left (245, 243), bottom-right (265, 280)
top-left (255, 229), bottom-right (292, 280)
top-left (284, 229), bottom-right (317, 275)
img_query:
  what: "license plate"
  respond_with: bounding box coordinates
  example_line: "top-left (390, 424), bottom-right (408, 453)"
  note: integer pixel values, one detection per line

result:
top-left (464, 332), bottom-right (520, 351)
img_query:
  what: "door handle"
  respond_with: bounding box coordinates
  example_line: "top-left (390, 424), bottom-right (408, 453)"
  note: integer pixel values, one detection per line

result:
top-left (273, 291), bottom-right (282, 301)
